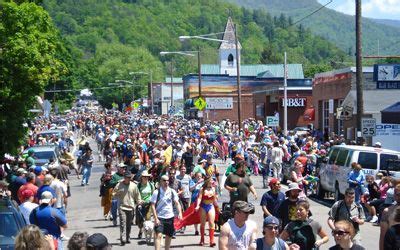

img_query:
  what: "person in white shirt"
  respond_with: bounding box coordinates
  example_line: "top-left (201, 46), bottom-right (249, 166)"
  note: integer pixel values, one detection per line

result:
top-left (151, 175), bottom-right (183, 250)
top-left (270, 141), bottom-right (284, 181)
top-left (219, 200), bottom-right (257, 250)
top-left (19, 189), bottom-right (38, 224)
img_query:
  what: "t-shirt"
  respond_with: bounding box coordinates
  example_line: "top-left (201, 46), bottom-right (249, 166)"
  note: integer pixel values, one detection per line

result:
top-left (384, 224), bottom-right (400, 250)
top-left (36, 185), bottom-right (56, 201)
top-left (328, 244), bottom-right (365, 250)
top-left (328, 200), bottom-right (366, 232)
top-left (29, 204), bottom-right (67, 238)
top-left (138, 182), bottom-right (154, 203)
top-left (50, 179), bottom-right (67, 209)
top-left (260, 191), bottom-right (285, 218)
top-left (192, 165), bottom-right (206, 176)
top-left (19, 201), bottom-right (38, 224)
top-left (256, 237), bottom-right (287, 250)
top-left (284, 218), bottom-right (321, 242)
top-left (150, 187), bottom-right (179, 219)
top-left (226, 219), bottom-right (257, 250)
top-left (225, 172), bottom-right (253, 204)
top-left (176, 174), bottom-right (191, 199)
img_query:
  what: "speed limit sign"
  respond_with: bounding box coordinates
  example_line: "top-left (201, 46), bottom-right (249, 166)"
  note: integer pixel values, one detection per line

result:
top-left (361, 118), bottom-right (376, 137)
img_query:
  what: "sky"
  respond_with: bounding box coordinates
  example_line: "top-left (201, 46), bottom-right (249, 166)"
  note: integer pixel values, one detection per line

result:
top-left (317, 0), bottom-right (400, 20)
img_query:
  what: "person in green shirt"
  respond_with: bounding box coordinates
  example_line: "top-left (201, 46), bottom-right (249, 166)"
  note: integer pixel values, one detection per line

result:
top-left (25, 149), bottom-right (36, 168)
top-left (110, 163), bottom-right (126, 226)
top-left (136, 170), bottom-right (155, 239)
top-left (192, 158), bottom-right (207, 177)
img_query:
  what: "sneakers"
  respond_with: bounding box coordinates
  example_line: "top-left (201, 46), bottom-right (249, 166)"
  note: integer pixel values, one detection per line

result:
top-left (370, 216), bottom-right (379, 223)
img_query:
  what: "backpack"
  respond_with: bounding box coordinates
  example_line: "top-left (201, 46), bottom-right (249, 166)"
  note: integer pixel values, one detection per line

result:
top-left (334, 200), bottom-right (362, 232)
top-left (289, 220), bottom-right (316, 250)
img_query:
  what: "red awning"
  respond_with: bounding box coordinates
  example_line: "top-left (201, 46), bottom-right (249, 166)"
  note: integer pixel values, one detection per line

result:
top-left (303, 108), bottom-right (315, 121)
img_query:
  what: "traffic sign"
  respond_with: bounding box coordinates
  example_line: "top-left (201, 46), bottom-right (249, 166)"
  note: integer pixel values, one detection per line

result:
top-left (362, 118), bottom-right (376, 137)
top-left (266, 116), bottom-right (279, 127)
top-left (194, 97), bottom-right (206, 111)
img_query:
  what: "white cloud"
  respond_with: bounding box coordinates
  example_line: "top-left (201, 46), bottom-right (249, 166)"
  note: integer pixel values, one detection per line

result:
top-left (321, 0), bottom-right (400, 19)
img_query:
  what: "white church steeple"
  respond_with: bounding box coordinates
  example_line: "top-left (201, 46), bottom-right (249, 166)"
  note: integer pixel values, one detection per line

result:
top-left (219, 17), bottom-right (241, 76)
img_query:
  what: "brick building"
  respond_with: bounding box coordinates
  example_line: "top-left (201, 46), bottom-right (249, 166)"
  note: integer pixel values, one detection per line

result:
top-left (312, 66), bottom-right (400, 140)
top-left (182, 17), bottom-right (311, 128)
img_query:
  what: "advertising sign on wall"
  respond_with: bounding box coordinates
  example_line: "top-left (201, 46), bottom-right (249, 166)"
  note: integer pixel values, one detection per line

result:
top-left (206, 97), bottom-right (233, 110)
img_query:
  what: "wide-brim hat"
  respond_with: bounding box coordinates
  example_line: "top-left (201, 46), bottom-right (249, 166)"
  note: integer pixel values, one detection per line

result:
top-left (285, 182), bottom-right (302, 194)
top-left (141, 170), bottom-right (151, 177)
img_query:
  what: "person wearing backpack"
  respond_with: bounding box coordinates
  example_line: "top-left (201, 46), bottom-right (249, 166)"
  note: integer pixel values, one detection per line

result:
top-left (150, 174), bottom-right (183, 250)
top-left (256, 215), bottom-right (289, 250)
top-left (328, 188), bottom-right (365, 246)
top-left (281, 200), bottom-right (329, 249)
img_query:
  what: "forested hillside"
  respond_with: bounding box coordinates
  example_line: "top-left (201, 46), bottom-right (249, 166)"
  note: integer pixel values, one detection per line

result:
top-left (227, 0), bottom-right (400, 55)
top-left (41, 0), bottom-right (348, 106)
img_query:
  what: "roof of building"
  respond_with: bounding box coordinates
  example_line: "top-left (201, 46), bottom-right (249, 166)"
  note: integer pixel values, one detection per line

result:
top-left (314, 67), bottom-right (374, 78)
top-left (342, 90), bottom-right (400, 114)
top-left (381, 102), bottom-right (400, 113)
top-left (200, 64), bottom-right (304, 78)
top-left (219, 17), bottom-right (242, 50)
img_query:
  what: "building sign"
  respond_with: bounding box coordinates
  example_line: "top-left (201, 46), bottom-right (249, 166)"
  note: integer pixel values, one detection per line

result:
top-left (280, 97), bottom-right (306, 107)
top-left (373, 124), bottom-right (400, 151)
top-left (361, 118), bottom-right (376, 137)
top-left (266, 116), bottom-right (279, 127)
top-left (313, 72), bottom-right (352, 86)
top-left (374, 64), bottom-right (400, 89)
top-left (205, 97), bottom-right (233, 110)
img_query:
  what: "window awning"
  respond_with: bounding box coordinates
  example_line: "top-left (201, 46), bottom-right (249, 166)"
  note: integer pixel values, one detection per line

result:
top-left (303, 108), bottom-right (315, 121)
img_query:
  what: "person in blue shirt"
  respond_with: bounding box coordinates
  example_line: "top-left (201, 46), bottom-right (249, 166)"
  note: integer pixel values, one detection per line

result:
top-left (36, 174), bottom-right (56, 201)
top-left (260, 178), bottom-right (286, 218)
top-left (30, 191), bottom-right (67, 250)
top-left (347, 163), bottom-right (366, 204)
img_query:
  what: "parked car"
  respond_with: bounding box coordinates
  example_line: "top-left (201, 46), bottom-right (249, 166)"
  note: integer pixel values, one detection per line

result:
top-left (23, 145), bottom-right (61, 168)
top-left (316, 145), bottom-right (400, 201)
top-left (36, 129), bottom-right (65, 141)
top-left (0, 197), bottom-right (27, 250)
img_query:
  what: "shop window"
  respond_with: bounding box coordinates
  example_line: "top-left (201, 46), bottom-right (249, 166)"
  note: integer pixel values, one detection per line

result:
top-left (228, 54), bottom-right (234, 66)
top-left (256, 104), bottom-right (265, 117)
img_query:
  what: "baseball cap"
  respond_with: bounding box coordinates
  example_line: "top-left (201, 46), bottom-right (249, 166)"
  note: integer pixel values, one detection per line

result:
top-left (268, 178), bottom-right (280, 188)
top-left (40, 191), bottom-right (53, 203)
top-left (86, 233), bottom-right (109, 248)
top-left (232, 201), bottom-right (255, 214)
top-left (34, 166), bottom-right (43, 175)
top-left (197, 158), bottom-right (207, 164)
top-left (17, 168), bottom-right (28, 175)
top-left (263, 216), bottom-right (280, 226)
top-left (21, 189), bottom-right (34, 200)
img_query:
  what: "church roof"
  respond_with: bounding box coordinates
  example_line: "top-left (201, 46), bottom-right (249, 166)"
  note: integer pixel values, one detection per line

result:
top-left (219, 17), bottom-right (242, 50)
top-left (201, 64), bottom-right (305, 79)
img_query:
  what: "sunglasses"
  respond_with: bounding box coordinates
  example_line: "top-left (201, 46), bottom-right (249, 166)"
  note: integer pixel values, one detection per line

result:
top-left (265, 225), bottom-right (279, 231)
top-left (332, 230), bottom-right (349, 236)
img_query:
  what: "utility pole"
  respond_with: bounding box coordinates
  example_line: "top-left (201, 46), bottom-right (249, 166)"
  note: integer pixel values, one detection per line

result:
top-left (355, 0), bottom-right (364, 143)
top-left (170, 61), bottom-right (174, 113)
top-left (234, 24), bottom-right (242, 131)
top-left (283, 52), bottom-right (288, 136)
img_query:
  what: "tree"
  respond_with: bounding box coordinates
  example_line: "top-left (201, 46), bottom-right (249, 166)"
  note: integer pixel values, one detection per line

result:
top-left (0, 2), bottom-right (66, 155)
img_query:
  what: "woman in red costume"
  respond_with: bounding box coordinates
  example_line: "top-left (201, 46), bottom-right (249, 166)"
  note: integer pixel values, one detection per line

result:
top-left (195, 177), bottom-right (218, 247)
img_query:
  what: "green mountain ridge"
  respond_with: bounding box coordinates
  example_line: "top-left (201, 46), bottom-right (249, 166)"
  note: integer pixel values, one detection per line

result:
top-left (226, 0), bottom-right (400, 55)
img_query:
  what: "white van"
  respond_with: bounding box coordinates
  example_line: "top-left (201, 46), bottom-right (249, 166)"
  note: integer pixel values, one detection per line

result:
top-left (316, 145), bottom-right (400, 201)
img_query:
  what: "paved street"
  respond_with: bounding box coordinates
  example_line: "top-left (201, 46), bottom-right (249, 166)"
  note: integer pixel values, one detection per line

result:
top-left (65, 139), bottom-right (380, 249)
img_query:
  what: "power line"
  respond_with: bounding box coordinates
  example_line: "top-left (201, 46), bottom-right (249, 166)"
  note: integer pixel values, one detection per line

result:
top-left (289, 0), bottom-right (333, 27)
top-left (44, 85), bottom-right (138, 93)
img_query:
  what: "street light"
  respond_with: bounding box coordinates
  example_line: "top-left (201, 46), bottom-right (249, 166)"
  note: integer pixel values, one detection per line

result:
top-left (129, 71), bottom-right (153, 114)
top-left (180, 27), bottom-right (242, 130)
top-left (160, 50), bottom-right (202, 123)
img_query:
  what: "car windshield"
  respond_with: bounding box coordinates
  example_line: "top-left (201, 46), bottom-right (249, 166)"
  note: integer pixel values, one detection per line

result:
top-left (34, 151), bottom-right (55, 160)
top-left (0, 213), bottom-right (19, 244)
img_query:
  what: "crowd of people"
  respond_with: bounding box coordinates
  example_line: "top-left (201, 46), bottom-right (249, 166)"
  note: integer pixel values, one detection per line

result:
top-left (0, 108), bottom-right (399, 250)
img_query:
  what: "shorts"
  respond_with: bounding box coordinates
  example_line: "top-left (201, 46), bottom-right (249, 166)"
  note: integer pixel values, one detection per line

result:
top-left (155, 217), bottom-right (175, 237)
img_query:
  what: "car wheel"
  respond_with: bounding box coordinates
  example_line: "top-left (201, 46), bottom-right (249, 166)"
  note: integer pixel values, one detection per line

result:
top-left (316, 180), bottom-right (325, 199)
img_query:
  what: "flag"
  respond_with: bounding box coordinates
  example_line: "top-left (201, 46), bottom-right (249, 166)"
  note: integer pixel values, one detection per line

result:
top-left (213, 135), bottom-right (227, 159)
top-left (174, 202), bottom-right (219, 230)
top-left (164, 145), bottom-right (173, 165)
